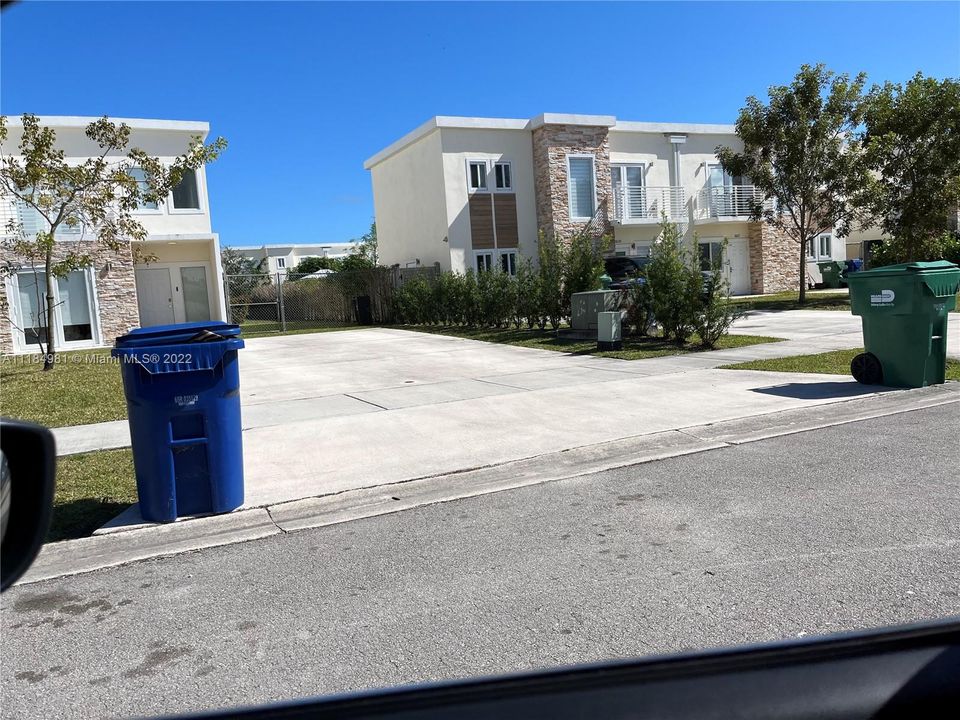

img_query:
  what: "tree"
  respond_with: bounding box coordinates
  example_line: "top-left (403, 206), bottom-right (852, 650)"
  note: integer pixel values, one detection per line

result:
top-left (717, 64), bottom-right (868, 303)
top-left (354, 221), bottom-right (378, 265)
top-left (646, 221), bottom-right (702, 344)
top-left (858, 73), bottom-right (960, 262)
top-left (292, 255), bottom-right (339, 274)
top-left (221, 246), bottom-right (266, 276)
top-left (0, 114), bottom-right (226, 368)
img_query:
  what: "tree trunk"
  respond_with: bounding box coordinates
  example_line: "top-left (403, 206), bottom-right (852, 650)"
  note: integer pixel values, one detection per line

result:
top-left (43, 248), bottom-right (56, 371)
top-left (798, 240), bottom-right (807, 305)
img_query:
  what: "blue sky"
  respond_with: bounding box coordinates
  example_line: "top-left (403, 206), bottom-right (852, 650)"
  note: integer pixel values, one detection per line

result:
top-left (2, 1), bottom-right (958, 248)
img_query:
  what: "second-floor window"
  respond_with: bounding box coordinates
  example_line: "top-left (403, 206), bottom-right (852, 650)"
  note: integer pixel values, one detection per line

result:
top-left (468, 161), bottom-right (488, 192)
top-left (276, 257), bottom-right (286, 269)
top-left (129, 168), bottom-right (158, 210)
top-left (172, 168), bottom-right (201, 210)
top-left (494, 162), bottom-right (512, 191)
top-left (567, 155), bottom-right (596, 221)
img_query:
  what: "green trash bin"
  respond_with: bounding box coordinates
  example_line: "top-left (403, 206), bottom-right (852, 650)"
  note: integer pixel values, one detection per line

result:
top-left (846, 260), bottom-right (960, 388)
top-left (817, 260), bottom-right (845, 289)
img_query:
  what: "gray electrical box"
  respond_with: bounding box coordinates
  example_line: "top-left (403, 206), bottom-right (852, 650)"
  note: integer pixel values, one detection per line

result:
top-left (571, 290), bottom-right (620, 331)
top-left (597, 311), bottom-right (622, 350)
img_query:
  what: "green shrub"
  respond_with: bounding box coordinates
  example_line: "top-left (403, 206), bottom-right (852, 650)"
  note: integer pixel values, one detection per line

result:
top-left (537, 231), bottom-right (564, 330)
top-left (695, 239), bottom-right (742, 349)
top-left (647, 221), bottom-right (702, 344)
top-left (562, 230), bottom-right (609, 316)
top-left (621, 277), bottom-right (654, 336)
top-left (515, 257), bottom-right (540, 328)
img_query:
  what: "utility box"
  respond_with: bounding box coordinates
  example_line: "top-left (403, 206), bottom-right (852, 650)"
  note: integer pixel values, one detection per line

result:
top-left (597, 311), bottom-right (622, 351)
top-left (571, 290), bottom-right (620, 331)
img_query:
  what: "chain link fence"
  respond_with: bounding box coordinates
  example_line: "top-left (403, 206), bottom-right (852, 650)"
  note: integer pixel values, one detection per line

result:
top-left (224, 266), bottom-right (440, 336)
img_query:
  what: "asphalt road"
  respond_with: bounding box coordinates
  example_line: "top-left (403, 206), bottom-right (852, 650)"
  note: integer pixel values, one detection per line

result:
top-left (3, 404), bottom-right (959, 720)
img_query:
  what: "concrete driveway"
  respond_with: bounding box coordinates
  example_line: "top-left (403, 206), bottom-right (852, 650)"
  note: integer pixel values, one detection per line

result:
top-left (55, 308), bottom-right (957, 523)
top-left (236, 324), bottom-right (891, 509)
top-left (731, 309), bottom-right (960, 358)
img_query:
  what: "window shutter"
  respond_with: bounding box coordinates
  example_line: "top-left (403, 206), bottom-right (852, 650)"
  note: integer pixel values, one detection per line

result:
top-left (568, 158), bottom-right (595, 218)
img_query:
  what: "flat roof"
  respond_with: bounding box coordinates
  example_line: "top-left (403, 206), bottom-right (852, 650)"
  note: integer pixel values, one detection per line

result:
top-left (3, 115), bottom-right (210, 135)
top-left (363, 114), bottom-right (737, 168)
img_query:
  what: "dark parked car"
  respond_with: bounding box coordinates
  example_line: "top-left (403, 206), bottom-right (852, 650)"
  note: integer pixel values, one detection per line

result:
top-left (604, 256), bottom-right (650, 289)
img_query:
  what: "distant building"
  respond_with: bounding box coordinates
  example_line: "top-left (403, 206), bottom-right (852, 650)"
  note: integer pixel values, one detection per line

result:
top-left (236, 243), bottom-right (358, 276)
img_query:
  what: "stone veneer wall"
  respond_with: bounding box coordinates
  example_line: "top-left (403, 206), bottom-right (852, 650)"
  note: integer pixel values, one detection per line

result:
top-left (747, 222), bottom-right (804, 294)
top-left (0, 242), bottom-right (140, 355)
top-left (531, 124), bottom-right (612, 242)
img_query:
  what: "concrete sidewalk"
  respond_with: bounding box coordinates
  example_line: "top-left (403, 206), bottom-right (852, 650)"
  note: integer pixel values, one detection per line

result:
top-left (22, 382), bottom-right (960, 584)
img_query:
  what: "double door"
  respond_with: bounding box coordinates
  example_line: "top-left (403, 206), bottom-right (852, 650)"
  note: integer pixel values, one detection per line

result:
top-left (135, 263), bottom-right (212, 327)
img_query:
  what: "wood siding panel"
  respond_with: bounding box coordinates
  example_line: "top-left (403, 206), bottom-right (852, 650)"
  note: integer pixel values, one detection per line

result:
top-left (494, 194), bottom-right (519, 248)
top-left (469, 195), bottom-right (495, 249)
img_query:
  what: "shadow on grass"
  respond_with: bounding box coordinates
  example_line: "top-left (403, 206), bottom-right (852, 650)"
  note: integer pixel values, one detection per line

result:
top-left (750, 381), bottom-right (886, 400)
top-left (47, 499), bottom-right (132, 543)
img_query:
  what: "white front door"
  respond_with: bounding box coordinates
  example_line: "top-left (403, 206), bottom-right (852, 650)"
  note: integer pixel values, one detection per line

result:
top-left (135, 267), bottom-right (176, 327)
top-left (135, 263), bottom-right (214, 327)
top-left (726, 238), bottom-right (751, 295)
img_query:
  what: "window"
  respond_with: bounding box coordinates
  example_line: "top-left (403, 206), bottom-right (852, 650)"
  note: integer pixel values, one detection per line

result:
top-left (498, 250), bottom-right (517, 276)
top-left (172, 168), bottom-right (201, 209)
top-left (129, 168), bottom-right (158, 210)
top-left (818, 234), bottom-right (832, 259)
top-left (468, 161), bottom-right (488, 191)
top-left (475, 251), bottom-right (493, 272)
top-left (807, 234), bottom-right (833, 260)
top-left (567, 156), bottom-right (595, 220)
top-left (698, 241), bottom-right (724, 272)
top-left (13, 269), bottom-right (96, 348)
top-left (276, 257), bottom-right (286, 269)
top-left (494, 162), bottom-right (512, 191)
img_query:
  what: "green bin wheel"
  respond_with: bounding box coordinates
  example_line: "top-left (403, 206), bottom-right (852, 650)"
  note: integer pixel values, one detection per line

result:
top-left (851, 352), bottom-right (883, 385)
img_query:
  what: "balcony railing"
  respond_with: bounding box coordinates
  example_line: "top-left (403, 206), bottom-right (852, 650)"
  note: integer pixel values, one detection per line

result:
top-left (696, 185), bottom-right (771, 220)
top-left (613, 185), bottom-right (686, 223)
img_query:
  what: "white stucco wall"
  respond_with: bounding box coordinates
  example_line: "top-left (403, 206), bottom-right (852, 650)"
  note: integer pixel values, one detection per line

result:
top-left (368, 130), bottom-right (448, 269)
top-left (439, 127), bottom-right (537, 273)
top-left (1, 118), bottom-right (214, 237)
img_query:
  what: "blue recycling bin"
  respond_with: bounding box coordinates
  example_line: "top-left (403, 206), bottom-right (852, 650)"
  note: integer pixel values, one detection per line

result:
top-left (111, 321), bottom-right (245, 523)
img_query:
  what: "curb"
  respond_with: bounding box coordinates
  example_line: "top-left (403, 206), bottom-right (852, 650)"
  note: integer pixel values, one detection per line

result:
top-left (18, 383), bottom-right (958, 585)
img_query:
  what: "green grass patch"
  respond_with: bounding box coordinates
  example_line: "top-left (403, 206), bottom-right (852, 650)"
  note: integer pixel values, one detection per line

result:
top-left (0, 348), bottom-right (127, 427)
top-left (730, 290), bottom-right (851, 312)
top-left (239, 320), bottom-right (378, 338)
top-left (402, 325), bottom-right (783, 360)
top-left (719, 347), bottom-right (960, 380)
top-left (50, 448), bottom-right (137, 542)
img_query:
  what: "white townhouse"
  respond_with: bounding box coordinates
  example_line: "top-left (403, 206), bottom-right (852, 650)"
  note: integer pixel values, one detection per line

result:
top-left (364, 114), bottom-right (849, 295)
top-left (237, 242), bottom-right (358, 276)
top-left (0, 116), bottom-right (227, 354)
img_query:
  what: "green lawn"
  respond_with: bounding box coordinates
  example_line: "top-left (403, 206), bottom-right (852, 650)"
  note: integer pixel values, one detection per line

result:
top-left (50, 448), bottom-right (137, 542)
top-left (238, 319), bottom-right (373, 337)
top-left (0, 348), bottom-right (127, 427)
top-left (720, 347), bottom-right (960, 381)
top-left (731, 290), bottom-right (851, 312)
top-left (402, 325), bottom-right (783, 361)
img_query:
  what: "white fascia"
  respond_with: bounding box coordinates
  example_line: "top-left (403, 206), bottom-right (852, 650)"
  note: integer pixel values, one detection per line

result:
top-left (612, 121), bottom-right (737, 135)
top-left (6, 116), bottom-right (210, 137)
top-left (530, 113), bottom-right (617, 129)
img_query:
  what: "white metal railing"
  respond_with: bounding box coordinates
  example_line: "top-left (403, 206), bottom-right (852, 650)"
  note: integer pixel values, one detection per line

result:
top-left (613, 185), bottom-right (686, 222)
top-left (696, 185), bottom-right (771, 219)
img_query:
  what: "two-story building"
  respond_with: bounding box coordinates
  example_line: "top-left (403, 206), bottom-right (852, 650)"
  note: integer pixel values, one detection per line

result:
top-left (236, 242), bottom-right (358, 276)
top-left (0, 116), bottom-right (227, 355)
top-left (365, 114), bottom-right (846, 295)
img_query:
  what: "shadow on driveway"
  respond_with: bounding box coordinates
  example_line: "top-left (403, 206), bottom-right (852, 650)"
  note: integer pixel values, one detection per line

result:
top-left (750, 381), bottom-right (889, 400)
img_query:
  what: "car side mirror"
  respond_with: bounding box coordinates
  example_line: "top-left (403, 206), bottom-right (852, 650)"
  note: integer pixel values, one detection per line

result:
top-left (1, 418), bottom-right (56, 592)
